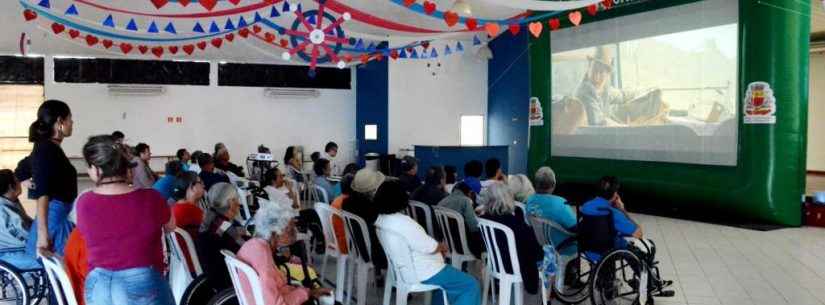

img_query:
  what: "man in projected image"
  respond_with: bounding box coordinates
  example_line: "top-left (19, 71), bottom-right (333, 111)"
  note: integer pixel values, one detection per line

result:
top-left (574, 46), bottom-right (669, 127)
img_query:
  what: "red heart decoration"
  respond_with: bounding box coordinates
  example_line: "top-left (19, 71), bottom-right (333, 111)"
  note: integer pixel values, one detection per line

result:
top-left (168, 46), bottom-right (179, 54)
top-left (443, 11), bottom-right (459, 27)
top-left (224, 33), bottom-right (235, 42)
top-left (68, 29), bottom-right (80, 39)
top-left (602, 0), bottom-right (612, 9)
top-left (138, 45), bottom-right (149, 54)
top-left (199, 0), bottom-right (217, 11)
top-left (253, 25), bottom-right (262, 33)
top-left (390, 50), bottom-right (399, 60)
top-left (403, 0), bottom-right (415, 7)
top-left (120, 43), bottom-right (133, 54)
top-left (85, 35), bottom-right (99, 46)
top-left (279, 39), bottom-right (289, 48)
top-left (549, 18), bottom-right (560, 31)
top-left (359, 54), bottom-right (369, 64)
top-left (343, 54), bottom-right (353, 63)
top-left (197, 41), bottom-right (207, 50)
top-left (569, 11), bottom-right (582, 26)
top-left (51, 23), bottom-right (66, 34)
top-left (179, 0), bottom-right (191, 6)
top-left (587, 4), bottom-right (598, 16)
top-left (211, 38), bottom-right (223, 48)
top-left (375, 53), bottom-right (384, 61)
top-left (239, 28), bottom-right (250, 38)
top-left (528, 22), bottom-right (543, 38)
top-left (422, 1), bottom-right (436, 15)
top-left (421, 41), bottom-right (430, 49)
top-left (265, 32), bottom-right (276, 42)
top-left (465, 18), bottom-right (478, 30)
top-left (183, 44), bottom-right (195, 55)
top-left (508, 24), bottom-right (520, 35)
top-left (23, 9), bottom-right (37, 21)
top-left (150, 0), bottom-right (169, 9)
top-left (102, 40), bottom-right (113, 49)
top-left (227, 0), bottom-right (241, 5)
top-left (484, 23), bottom-right (500, 37)
top-left (151, 46), bottom-right (164, 58)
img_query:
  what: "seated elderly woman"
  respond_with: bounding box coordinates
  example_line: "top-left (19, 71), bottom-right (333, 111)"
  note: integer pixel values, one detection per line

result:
top-left (312, 158), bottom-right (339, 203)
top-left (195, 182), bottom-right (247, 294)
top-left (264, 167), bottom-right (300, 209)
top-left (480, 182), bottom-right (547, 296)
top-left (374, 180), bottom-right (480, 305)
top-left (525, 167), bottom-right (577, 256)
top-left (0, 169), bottom-right (39, 270)
top-left (507, 174), bottom-right (535, 203)
top-left (237, 203), bottom-right (333, 305)
top-left (171, 171), bottom-right (206, 238)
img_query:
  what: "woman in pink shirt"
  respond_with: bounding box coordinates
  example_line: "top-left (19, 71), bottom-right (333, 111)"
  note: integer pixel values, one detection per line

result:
top-left (237, 203), bottom-right (332, 305)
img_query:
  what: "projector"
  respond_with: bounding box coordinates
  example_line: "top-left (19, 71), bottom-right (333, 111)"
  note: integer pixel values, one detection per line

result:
top-left (248, 153), bottom-right (274, 162)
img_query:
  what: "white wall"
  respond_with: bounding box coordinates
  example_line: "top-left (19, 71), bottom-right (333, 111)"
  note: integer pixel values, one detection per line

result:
top-left (388, 40), bottom-right (488, 156)
top-left (45, 57), bottom-right (357, 170)
top-left (809, 52), bottom-right (825, 172)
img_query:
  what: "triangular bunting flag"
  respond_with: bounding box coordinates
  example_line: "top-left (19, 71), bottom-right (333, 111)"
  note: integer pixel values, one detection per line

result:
top-left (224, 19), bottom-right (235, 30)
top-left (147, 21), bottom-right (159, 33)
top-left (354, 39), bottom-right (364, 50)
top-left (237, 16), bottom-right (248, 28)
top-left (193, 22), bottom-right (205, 33)
top-left (164, 22), bottom-right (177, 34)
top-left (308, 15), bottom-right (316, 25)
top-left (399, 49), bottom-right (408, 58)
top-left (37, 0), bottom-right (49, 9)
top-left (421, 50), bottom-right (428, 59)
top-left (410, 49), bottom-right (419, 58)
top-left (126, 19), bottom-right (139, 31)
top-left (254, 12), bottom-right (263, 22)
top-left (297, 3), bottom-right (303, 13)
top-left (430, 48), bottom-right (438, 58)
top-left (444, 45), bottom-right (452, 55)
top-left (65, 4), bottom-right (78, 15)
top-left (473, 35), bottom-right (481, 45)
top-left (282, 1), bottom-right (291, 12)
top-left (209, 21), bottom-right (220, 33)
top-left (102, 15), bottom-right (115, 28)
top-left (367, 43), bottom-right (376, 52)
top-left (269, 6), bottom-right (280, 17)
top-left (456, 41), bottom-right (464, 52)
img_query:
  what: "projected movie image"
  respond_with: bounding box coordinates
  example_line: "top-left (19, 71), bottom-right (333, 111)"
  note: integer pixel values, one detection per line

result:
top-left (551, 24), bottom-right (739, 166)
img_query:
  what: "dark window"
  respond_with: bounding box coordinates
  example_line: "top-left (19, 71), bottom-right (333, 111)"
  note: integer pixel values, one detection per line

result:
top-left (54, 58), bottom-right (209, 85)
top-left (218, 63), bottom-right (351, 89)
top-left (0, 56), bottom-right (44, 85)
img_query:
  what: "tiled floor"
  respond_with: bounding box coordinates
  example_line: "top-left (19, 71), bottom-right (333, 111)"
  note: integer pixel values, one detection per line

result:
top-left (317, 213), bottom-right (825, 305)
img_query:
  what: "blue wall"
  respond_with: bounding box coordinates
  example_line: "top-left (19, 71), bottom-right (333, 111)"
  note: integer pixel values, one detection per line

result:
top-left (355, 61), bottom-right (389, 164)
top-left (488, 31), bottom-right (530, 175)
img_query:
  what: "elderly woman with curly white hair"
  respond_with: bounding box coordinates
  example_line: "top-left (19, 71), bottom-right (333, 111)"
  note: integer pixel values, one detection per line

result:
top-left (236, 203), bottom-right (333, 305)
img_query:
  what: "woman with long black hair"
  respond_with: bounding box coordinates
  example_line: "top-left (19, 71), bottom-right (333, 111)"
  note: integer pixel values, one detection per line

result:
top-left (26, 100), bottom-right (76, 257)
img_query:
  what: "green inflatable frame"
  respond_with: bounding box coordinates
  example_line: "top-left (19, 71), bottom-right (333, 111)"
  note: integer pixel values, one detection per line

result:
top-left (527, 0), bottom-right (810, 226)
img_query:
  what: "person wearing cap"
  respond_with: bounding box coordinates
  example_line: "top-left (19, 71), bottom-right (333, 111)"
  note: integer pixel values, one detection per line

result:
top-left (342, 169), bottom-right (388, 270)
top-left (398, 156), bottom-right (422, 194)
top-left (437, 180), bottom-right (483, 258)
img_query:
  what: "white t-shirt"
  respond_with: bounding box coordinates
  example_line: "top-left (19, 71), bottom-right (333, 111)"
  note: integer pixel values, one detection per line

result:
top-left (263, 185), bottom-right (294, 208)
top-left (375, 213), bottom-right (445, 283)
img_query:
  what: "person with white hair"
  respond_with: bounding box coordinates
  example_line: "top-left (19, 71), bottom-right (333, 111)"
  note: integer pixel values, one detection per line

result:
top-left (194, 182), bottom-right (246, 294)
top-left (236, 204), bottom-right (333, 305)
top-left (525, 167), bottom-right (577, 256)
top-left (480, 182), bottom-right (546, 296)
top-left (507, 174), bottom-right (535, 203)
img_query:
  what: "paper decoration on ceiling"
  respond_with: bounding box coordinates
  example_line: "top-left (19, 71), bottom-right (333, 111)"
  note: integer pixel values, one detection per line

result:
top-left (280, 1), bottom-right (352, 74)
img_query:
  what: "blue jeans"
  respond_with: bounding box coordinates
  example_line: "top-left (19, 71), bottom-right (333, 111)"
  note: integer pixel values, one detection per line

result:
top-left (26, 200), bottom-right (73, 257)
top-left (85, 267), bottom-right (175, 305)
top-left (0, 249), bottom-right (41, 270)
top-left (422, 265), bottom-right (481, 305)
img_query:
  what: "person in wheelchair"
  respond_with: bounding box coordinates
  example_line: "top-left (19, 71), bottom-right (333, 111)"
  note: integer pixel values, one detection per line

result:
top-left (195, 182), bottom-right (247, 295)
top-left (580, 176), bottom-right (672, 293)
top-left (0, 169), bottom-right (40, 270)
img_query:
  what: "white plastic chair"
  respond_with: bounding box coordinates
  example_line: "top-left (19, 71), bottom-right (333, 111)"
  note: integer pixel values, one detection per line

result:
top-left (433, 207), bottom-right (481, 271)
top-left (169, 228), bottom-right (203, 276)
top-left (376, 227), bottom-right (449, 305)
top-left (167, 228), bottom-right (204, 304)
top-left (528, 216), bottom-right (570, 305)
top-left (314, 185), bottom-right (330, 203)
top-left (408, 201), bottom-right (436, 237)
top-left (478, 219), bottom-right (524, 305)
top-left (235, 186), bottom-right (254, 223)
top-left (222, 249), bottom-right (265, 305)
top-left (315, 202), bottom-right (349, 302)
top-left (340, 210), bottom-right (376, 305)
top-left (39, 254), bottom-right (79, 305)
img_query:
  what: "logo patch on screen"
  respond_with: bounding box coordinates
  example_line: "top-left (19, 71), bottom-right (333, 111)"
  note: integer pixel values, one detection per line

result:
top-left (744, 81), bottom-right (776, 124)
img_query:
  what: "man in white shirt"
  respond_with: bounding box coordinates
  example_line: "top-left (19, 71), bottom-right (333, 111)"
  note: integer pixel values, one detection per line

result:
top-left (323, 142), bottom-right (341, 177)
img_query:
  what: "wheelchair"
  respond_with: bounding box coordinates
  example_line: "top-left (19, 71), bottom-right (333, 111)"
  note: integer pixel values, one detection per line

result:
top-left (551, 213), bottom-right (673, 305)
top-left (0, 249), bottom-right (49, 305)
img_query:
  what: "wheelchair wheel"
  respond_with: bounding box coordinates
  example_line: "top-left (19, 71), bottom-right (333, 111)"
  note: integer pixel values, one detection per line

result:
top-left (554, 253), bottom-right (594, 304)
top-left (0, 261), bottom-right (29, 305)
top-left (590, 250), bottom-right (645, 305)
top-left (208, 288), bottom-right (239, 305)
top-left (180, 274), bottom-right (219, 305)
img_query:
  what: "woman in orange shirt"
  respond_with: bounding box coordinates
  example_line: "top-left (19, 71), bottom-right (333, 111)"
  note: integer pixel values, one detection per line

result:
top-left (64, 228), bottom-right (87, 305)
top-left (329, 174), bottom-right (354, 254)
top-left (171, 172), bottom-right (205, 238)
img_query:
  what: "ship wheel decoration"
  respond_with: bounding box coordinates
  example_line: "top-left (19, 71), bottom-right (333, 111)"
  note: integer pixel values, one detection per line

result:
top-left (281, 0), bottom-right (351, 77)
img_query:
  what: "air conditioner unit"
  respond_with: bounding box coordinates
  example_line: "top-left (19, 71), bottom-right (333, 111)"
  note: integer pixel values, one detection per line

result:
top-left (263, 88), bottom-right (320, 99)
top-left (107, 84), bottom-right (166, 96)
